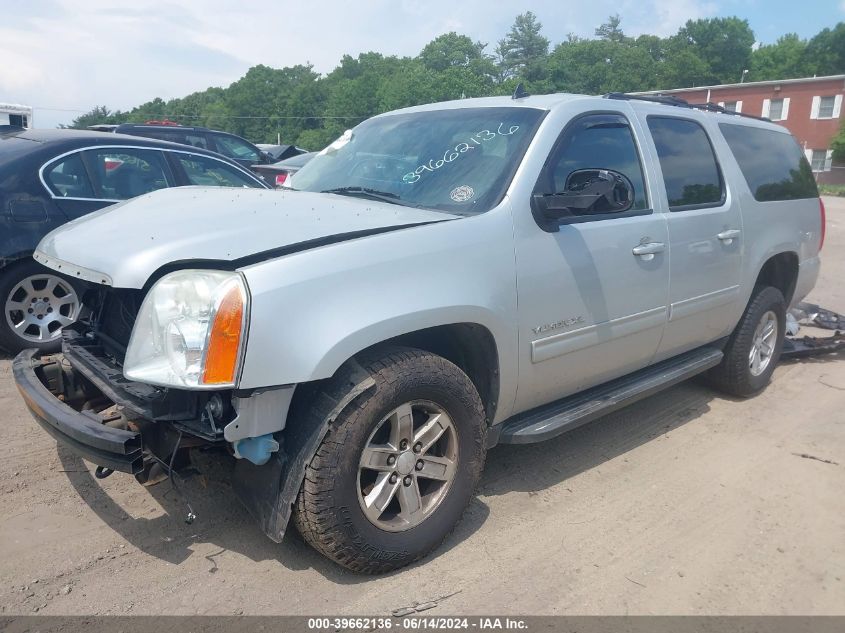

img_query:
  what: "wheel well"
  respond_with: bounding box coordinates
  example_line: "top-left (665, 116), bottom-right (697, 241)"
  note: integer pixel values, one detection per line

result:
top-left (755, 252), bottom-right (799, 305)
top-left (373, 323), bottom-right (501, 424)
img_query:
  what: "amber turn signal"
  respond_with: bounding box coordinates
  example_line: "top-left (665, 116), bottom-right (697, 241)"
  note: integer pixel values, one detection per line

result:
top-left (201, 283), bottom-right (245, 385)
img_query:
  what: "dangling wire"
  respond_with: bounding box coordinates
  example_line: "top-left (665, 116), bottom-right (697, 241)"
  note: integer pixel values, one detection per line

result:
top-left (168, 430), bottom-right (197, 524)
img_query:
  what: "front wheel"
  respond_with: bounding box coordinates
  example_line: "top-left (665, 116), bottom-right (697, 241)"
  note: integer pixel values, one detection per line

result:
top-left (707, 285), bottom-right (786, 397)
top-left (292, 347), bottom-right (487, 573)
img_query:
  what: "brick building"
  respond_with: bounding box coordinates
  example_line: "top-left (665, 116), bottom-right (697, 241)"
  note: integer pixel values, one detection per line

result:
top-left (637, 75), bottom-right (844, 184)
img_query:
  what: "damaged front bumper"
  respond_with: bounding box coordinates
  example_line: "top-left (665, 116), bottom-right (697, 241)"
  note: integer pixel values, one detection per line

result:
top-left (13, 349), bottom-right (144, 474)
top-left (782, 302), bottom-right (845, 359)
top-left (12, 334), bottom-right (309, 543)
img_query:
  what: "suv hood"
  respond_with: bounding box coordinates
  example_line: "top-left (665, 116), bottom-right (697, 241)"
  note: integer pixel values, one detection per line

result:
top-left (35, 187), bottom-right (456, 288)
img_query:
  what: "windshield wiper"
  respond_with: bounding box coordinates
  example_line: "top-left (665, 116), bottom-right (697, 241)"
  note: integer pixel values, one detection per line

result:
top-left (321, 186), bottom-right (402, 205)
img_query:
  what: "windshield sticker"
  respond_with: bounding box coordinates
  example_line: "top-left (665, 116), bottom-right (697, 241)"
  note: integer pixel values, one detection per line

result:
top-left (403, 122), bottom-right (521, 184)
top-left (319, 129), bottom-right (353, 156)
top-left (450, 185), bottom-right (475, 202)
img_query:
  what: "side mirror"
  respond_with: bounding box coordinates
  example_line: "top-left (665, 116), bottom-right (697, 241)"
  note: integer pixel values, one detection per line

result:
top-left (533, 169), bottom-right (635, 229)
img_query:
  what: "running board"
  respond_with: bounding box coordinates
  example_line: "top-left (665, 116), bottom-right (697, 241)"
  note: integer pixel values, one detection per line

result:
top-left (498, 347), bottom-right (723, 445)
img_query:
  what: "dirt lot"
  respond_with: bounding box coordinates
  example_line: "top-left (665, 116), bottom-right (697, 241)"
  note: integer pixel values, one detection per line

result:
top-left (1, 199), bottom-right (843, 616)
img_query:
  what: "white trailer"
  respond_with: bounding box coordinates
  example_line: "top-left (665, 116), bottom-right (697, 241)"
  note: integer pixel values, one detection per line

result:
top-left (0, 103), bottom-right (33, 128)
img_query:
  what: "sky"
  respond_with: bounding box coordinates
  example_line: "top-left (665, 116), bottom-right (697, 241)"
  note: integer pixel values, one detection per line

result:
top-left (1, 0), bottom-right (841, 129)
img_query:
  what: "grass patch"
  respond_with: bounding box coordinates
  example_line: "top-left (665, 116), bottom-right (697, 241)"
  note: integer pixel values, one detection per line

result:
top-left (819, 184), bottom-right (845, 197)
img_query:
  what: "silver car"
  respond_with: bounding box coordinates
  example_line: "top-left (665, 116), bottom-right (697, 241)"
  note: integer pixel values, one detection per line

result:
top-left (14, 91), bottom-right (824, 573)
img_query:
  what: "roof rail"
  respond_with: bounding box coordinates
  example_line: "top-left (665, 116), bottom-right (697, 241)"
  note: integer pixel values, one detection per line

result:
top-left (604, 92), bottom-right (771, 122)
top-left (605, 92), bottom-right (691, 107)
top-left (687, 101), bottom-right (771, 122)
top-left (144, 119), bottom-right (182, 126)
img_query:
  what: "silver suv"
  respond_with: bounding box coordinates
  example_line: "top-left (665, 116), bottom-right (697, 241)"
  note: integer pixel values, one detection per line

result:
top-left (13, 92), bottom-right (824, 573)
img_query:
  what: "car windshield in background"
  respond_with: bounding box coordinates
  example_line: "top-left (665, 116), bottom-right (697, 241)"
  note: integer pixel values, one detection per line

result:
top-left (291, 107), bottom-right (545, 214)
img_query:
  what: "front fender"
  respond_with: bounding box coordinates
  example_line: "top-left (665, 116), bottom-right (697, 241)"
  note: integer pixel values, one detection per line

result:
top-left (236, 210), bottom-right (519, 418)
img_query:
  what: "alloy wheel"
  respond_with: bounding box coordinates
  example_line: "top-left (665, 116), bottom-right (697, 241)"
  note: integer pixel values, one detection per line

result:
top-left (357, 400), bottom-right (458, 532)
top-left (4, 274), bottom-right (80, 344)
top-left (749, 309), bottom-right (778, 377)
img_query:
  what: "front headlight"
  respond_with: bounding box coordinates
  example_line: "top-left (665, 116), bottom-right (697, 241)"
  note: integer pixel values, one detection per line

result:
top-left (124, 270), bottom-right (248, 389)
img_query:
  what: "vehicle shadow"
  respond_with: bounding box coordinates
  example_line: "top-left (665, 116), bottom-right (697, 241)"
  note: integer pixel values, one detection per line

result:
top-left (478, 379), bottom-right (720, 500)
top-left (57, 443), bottom-right (490, 584)
top-left (56, 378), bottom-right (720, 582)
top-left (781, 351), bottom-right (845, 365)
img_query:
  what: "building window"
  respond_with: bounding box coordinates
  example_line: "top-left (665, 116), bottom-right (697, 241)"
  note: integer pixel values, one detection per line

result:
top-left (812, 95), bottom-right (842, 120)
top-left (768, 99), bottom-right (785, 120)
top-left (724, 101), bottom-right (737, 112)
top-left (818, 96), bottom-right (835, 118)
top-left (810, 149), bottom-right (832, 172)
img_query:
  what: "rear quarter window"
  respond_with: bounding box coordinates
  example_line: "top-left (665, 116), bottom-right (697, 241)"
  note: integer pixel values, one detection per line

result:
top-left (44, 153), bottom-right (95, 198)
top-left (718, 123), bottom-right (818, 201)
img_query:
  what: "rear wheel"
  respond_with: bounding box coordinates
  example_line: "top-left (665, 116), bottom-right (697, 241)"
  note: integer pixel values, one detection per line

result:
top-left (0, 259), bottom-right (82, 354)
top-left (292, 347), bottom-right (486, 573)
top-left (707, 285), bottom-right (786, 397)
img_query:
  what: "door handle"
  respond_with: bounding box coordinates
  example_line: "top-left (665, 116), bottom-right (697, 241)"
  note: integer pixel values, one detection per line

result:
top-left (632, 242), bottom-right (665, 259)
top-left (717, 229), bottom-right (741, 244)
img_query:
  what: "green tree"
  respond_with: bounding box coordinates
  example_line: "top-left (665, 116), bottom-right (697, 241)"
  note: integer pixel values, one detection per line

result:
top-left (674, 17), bottom-right (755, 84)
top-left (548, 39), bottom-right (658, 94)
top-left (595, 15), bottom-right (627, 44)
top-left (750, 34), bottom-right (809, 81)
top-left (495, 11), bottom-right (550, 82)
top-left (418, 32), bottom-right (495, 77)
top-left (805, 23), bottom-right (845, 77)
top-left (831, 120), bottom-right (845, 164)
top-left (655, 40), bottom-right (714, 89)
top-left (62, 105), bottom-right (122, 129)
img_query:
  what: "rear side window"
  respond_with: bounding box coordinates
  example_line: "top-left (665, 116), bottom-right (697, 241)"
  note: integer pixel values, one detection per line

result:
top-left (184, 133), bottom-right (209, 149)
top-left (177, 154), bottom-right (260, 188)
top-left (647, 117), bottom-right (724, 210)
top-left (83, 148), bottom-right (172, 200)
top-left (212, 134), bottom-right (260, 162)
top-left (718, 123), bottom-right (818, 201)
top-left (44, 153), bottom-right (95, 198)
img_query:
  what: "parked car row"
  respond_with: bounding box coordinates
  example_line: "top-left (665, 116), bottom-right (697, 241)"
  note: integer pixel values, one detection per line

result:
top-left (250, 150), bottom-right (317, 187)
top-left (90, 122), bottom-right (312, 176)
top-left (0, 127), bottom-right (269, 353)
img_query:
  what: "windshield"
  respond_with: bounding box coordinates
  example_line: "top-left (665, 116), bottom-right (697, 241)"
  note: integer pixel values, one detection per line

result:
top-left (291, 107), bottom-right (545, 214)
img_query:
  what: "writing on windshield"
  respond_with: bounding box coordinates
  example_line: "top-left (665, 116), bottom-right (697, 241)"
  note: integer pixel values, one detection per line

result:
top-left (403, 122), bottom-right (522, 184)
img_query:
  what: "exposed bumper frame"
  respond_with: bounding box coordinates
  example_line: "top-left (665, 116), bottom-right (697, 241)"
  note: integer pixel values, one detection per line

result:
top-left (12, 350), bottom-right (143, 474)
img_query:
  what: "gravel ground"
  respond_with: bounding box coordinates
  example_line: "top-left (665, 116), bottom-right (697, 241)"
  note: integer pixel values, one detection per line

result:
top-left (0, 198), bottom-right (843, 616)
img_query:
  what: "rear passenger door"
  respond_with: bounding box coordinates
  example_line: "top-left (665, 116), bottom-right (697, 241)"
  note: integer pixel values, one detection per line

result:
top-left (42, 147), bottom-right (175, 220)
top-left (640, 116), bottom-right (743, 360)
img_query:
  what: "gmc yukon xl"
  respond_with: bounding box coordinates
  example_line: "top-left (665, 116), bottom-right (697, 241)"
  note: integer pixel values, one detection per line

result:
top-left (13, 92), bottom-right (824, 573)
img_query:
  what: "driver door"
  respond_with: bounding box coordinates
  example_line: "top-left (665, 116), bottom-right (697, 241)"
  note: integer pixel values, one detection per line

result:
top-left (512, 111), bottom-right (670, 413)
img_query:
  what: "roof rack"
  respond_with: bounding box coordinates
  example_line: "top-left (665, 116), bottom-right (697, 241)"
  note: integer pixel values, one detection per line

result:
top-left (604, 92), bottom-right (770, 122)
top-left (605, 92), bottom-right (691, 107)
top-left (686, 101), bottom-right (771, 122)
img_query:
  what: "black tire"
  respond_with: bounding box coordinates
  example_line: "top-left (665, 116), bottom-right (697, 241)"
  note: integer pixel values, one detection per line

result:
top-left (707, 285), bottom-right (786, 398)
top-left (292, 347), bottom-right (487, 573)
top-left (0, 259), bottom-right (83, 355)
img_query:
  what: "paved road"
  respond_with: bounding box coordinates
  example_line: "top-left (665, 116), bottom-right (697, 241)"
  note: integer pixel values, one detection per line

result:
top-left (1, 199), bottom-right (843, 616)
